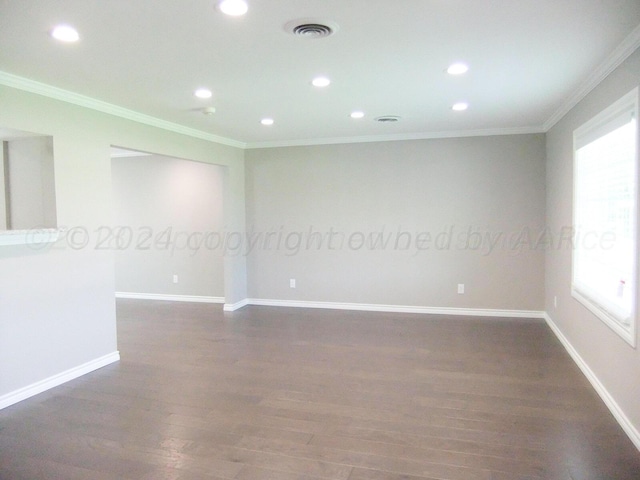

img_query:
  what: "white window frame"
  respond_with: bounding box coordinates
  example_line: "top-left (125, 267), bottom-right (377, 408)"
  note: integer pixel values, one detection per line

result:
top-left (572, 87), bottom-right (639, 347)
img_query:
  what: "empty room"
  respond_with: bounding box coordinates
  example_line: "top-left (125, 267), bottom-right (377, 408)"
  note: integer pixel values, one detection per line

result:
top-left (1, 1), bottom-right (640, 479)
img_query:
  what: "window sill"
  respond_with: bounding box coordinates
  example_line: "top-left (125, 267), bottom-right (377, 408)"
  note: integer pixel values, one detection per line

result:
top-left (571, 287), bottom-right (636, 347)
top-left (0, 228), bottom-right (61, 247)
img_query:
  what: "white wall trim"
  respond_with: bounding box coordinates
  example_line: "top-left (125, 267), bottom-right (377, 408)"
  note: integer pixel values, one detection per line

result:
top-left (241, 298), bottom-right (544, 318)
top-left (544, 313), bottom-right (640, 451)
top-left (0, 351), bottom-right (120, 410)
top-left (543, 24), bottom-right (640, 131)
top-left (0, 71), bottom-right (246, 149)
top-left (117, 294), bottom-right (542, 318)
top-left (223, 298), bottom-right (250, 312)
top-left (0, 71), bottom-right (545, 151)
top-left (2, 24), bottom-right (639, 151)
top-left (245, 126), bottom-right (545, 149)
top-left (115, 292), bottom-right (224, 304)
top-left (0, 228), bottom-right (61, 247)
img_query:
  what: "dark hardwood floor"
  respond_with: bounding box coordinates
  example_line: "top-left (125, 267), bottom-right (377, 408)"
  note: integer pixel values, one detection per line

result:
top-left (1, 300), bottom-right (639, 479)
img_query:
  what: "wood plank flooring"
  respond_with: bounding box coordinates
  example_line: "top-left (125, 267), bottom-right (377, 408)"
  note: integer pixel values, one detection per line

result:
top-left (1, 300), bottom-right (639, 479)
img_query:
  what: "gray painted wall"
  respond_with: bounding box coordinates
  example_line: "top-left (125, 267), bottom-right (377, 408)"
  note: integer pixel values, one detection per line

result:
top-left (112, 154), bottom-right (225, 297)
top-left (0, 142), bottom-right (7, 229)
top-left (2, 45), bottom-right (640, 449)
top-left (545, 48), bottom-right (640, 438)
top-left (246, 134), bottom-right (546, 310)
top-left (0, 85), bottom-right (246, 401)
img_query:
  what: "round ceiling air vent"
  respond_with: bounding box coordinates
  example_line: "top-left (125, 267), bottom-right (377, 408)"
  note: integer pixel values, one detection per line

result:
top-left (292, 23), bottom-right (333, 38)
top-left (285, 19), bottom-right (339, 39)
top-left (375, 115), bottom-right (401, 123)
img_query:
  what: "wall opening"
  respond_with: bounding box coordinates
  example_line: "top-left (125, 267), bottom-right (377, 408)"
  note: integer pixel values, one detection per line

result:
top-left (110, 146), bottom-right (225, 302)
top-left (0, 127), bottom-right (57, 231)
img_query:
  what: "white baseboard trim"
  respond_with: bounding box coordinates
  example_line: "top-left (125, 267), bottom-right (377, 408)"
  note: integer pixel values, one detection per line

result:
top-left (243, 298), bottom-right (545, 318)
top-left (0, 351), bottom-right (120, 411)
top-left (544, 313), bottom-right (640, 451)
top-left (119, 294), bottom-right (544, 318)
top-left (116, 292), bottom-right (224, 304)
top-left (224, 298), bottom-right (250, 312)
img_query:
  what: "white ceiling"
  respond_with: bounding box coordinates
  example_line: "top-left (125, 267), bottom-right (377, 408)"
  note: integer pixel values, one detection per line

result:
top-left (1, 0), bottom-right (640, 148)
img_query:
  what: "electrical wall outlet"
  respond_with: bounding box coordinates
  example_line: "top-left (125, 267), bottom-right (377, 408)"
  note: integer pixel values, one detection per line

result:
top-left (173, 274), bottom-right (178, 284)
top-left (457, 283), bottom-right (465, 294)
top-left (290, 278), bottom-right (296, 288)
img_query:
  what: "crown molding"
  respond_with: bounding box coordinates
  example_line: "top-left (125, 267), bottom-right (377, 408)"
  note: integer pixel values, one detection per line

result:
top-left (543, 24), bottom-right (640, 132)
top-left (4, 18), bottom-right (639, 152)
top-left (0, 73), bottom-right (542, 149)
top-left (245, 126), bottom-right (545, 149)
top-left (0, 71), bottom-right (247, 149)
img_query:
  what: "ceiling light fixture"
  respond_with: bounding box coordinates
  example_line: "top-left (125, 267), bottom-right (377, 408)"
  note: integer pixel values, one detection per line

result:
top-left (350, 111), bottom-right (365, 119)
top-left (447, 62), bottom-right (469, 75)
top-left (452, 102), bottom-right (469, 111)
top-left (312, 76), bottom-right (331, 88)
top-left (50, 24), bottom-right (79, 42)
top-left (217, 0), bottom-right (248, 16)
top-left (261, 118), bottom-right (274, 126)
top-left (194, 88), bottom-right (212, 99)
top-left (202, 107), bottom-right (216, 115)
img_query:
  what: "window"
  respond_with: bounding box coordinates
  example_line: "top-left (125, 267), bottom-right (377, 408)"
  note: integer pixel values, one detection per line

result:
top-left (0, 127), bottom-right (59, 246)
top-left (572, 88), bottom-right (638, 346)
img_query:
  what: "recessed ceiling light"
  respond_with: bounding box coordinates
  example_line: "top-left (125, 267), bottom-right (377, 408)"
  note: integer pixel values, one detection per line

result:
top-left (194, 88), bottom-right (212, 99)
top-left (452, 102), bottom-right (469, 111)
top-left (217, 0), bottom-right (248, 16)
top-left (261, 118), bottom-right (274, 126)
top-left (447, 63), bottom-right (469, 75)
top-left (350, 111), bottom-right (365, 119)
top-left (50, 24), bottom-right (79, 42)
top-left (311, 76), bottom-right (331, 88)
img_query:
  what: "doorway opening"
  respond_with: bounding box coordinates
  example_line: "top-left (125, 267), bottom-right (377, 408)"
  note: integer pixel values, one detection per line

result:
top-left (110, 146), bottom-right (225, 303)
